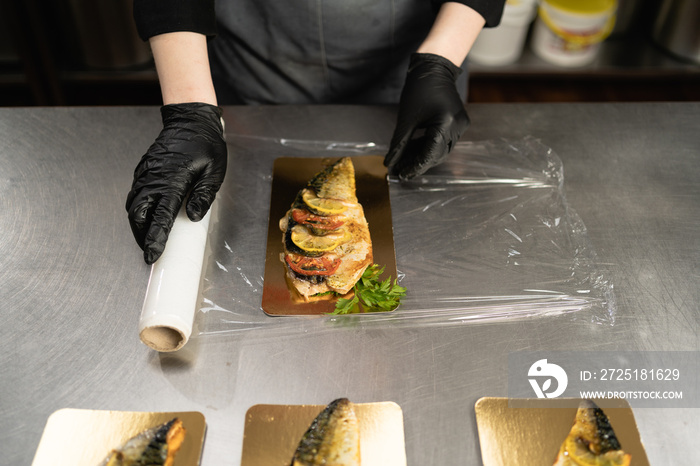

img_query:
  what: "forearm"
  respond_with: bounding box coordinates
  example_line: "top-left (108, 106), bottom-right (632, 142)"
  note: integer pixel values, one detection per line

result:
top-left (150, 32), bottom-right (217, 105)
top-left (417, 2), bottom-right (486, 66)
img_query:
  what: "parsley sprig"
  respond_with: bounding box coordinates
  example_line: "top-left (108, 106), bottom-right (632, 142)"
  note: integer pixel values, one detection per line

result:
top-left (330, 264), bottom-right (406, 315)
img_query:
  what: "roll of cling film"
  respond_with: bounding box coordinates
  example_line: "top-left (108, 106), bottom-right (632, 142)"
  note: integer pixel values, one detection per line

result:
top-left (538, 5), bottom-right (616, 49)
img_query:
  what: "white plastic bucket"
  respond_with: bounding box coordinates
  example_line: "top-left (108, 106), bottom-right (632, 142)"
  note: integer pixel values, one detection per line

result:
top-left (531, 0), bottom-right (617, 67)
top-left (469, 0), bottom-right (539, 66)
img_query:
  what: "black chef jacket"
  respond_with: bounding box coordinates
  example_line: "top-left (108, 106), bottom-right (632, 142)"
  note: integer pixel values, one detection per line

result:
top-left (134, 0), bottom-right (505, 105)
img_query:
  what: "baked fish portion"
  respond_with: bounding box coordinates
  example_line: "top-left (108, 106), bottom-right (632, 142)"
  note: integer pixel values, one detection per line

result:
top-left (291, 398), bottom-right (361, 466)
top-left (553, 400), bottom-right (631, 466)
top-left (101, 418), bottom-right (185, 466)
top-left (305, 157), bottom-right (358, 203)
top-left (280, 158), bottom-right (373, 300)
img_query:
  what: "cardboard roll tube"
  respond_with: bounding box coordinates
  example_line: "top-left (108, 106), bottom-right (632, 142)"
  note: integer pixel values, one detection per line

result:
top-left (138, 205), bottom-right (212, 352)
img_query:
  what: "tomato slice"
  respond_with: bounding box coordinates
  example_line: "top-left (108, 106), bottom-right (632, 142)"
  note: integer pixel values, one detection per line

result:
top-left (291, 209), bottom-right (344, 231)
top-left (285, 254), bottom-right (341, 276)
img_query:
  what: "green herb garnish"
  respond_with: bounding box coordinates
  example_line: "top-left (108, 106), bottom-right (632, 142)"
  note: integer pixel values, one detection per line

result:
top-left (330, 264), bottom-right (406, 315)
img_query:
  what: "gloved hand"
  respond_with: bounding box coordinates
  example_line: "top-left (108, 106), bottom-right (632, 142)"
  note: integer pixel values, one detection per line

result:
top-left (384, 53), bottom-right (469, 180)
top-left (126, 102), bottom-right (227, 265)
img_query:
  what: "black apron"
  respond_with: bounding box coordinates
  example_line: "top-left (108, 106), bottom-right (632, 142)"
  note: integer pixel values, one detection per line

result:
top-left (209, 0), bottom-right (467, 105)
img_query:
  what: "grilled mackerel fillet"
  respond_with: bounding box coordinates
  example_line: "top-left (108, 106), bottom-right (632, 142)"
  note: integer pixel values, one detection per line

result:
top-left (553, 400), bottom-right (631, 466)
top-left (291, 398), bottom-right (361, 466)
top-left (279, 158), bottom-right (373, 300)
top-left (101, 418), bottom-right (185, 466)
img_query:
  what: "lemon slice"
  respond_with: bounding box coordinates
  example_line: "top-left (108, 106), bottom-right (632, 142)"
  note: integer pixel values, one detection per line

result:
top-left (291, 225), bottom-right (351, 252)
top-left (302, 189), bottom-right (347, 215)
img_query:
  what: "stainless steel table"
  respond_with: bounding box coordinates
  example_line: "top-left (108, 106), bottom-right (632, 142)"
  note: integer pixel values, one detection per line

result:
top-left (1, 103), bottom-right (698, 465)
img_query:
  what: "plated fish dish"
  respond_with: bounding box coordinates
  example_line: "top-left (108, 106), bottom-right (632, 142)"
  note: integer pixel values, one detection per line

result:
top-left (279, 157), bottom-right (373, 301)
top-left (290, 398), bottom-right (361, 466)
top-left (554, 400), bottom-right (631, 466)
top-left (100, 417), bottom-right (185, 466)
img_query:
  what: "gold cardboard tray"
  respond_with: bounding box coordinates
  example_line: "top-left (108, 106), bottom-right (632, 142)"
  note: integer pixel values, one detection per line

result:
top-left (32, 409), bottom-right (206, 466)
top-left (262, 156), bottom-right (397, 316)
top-left (241, 401), bottom-right (406, 466)
top-left (475, 397), bottom-right (649, 466)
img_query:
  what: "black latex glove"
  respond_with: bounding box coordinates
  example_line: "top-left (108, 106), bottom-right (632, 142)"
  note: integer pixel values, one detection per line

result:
top-left (126, 102), bottom-right (227, 265)
top-left (384, 53), bottom-right (470, 180)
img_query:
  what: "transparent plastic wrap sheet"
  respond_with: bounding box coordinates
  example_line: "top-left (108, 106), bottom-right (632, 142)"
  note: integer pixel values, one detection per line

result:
top-left (195, 135), bottom-right (615, 337)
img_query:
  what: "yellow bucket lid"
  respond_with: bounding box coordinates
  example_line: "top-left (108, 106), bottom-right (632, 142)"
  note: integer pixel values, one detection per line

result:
top-left (545, 0), bottom-right (617, 15)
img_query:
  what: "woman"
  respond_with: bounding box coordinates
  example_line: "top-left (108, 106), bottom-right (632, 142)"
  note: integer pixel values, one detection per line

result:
top-left (126, 0), bottom-right (505, 264)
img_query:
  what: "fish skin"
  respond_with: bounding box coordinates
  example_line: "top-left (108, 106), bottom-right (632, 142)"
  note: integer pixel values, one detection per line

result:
top-left (291, 398), bottom-right (361, 466)
top-left (101, 418), bottom-right (185, 466)
top-left (308, 158), bottom-right (357, 203)
top-left (553, 400), bottom-right (631, 466)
